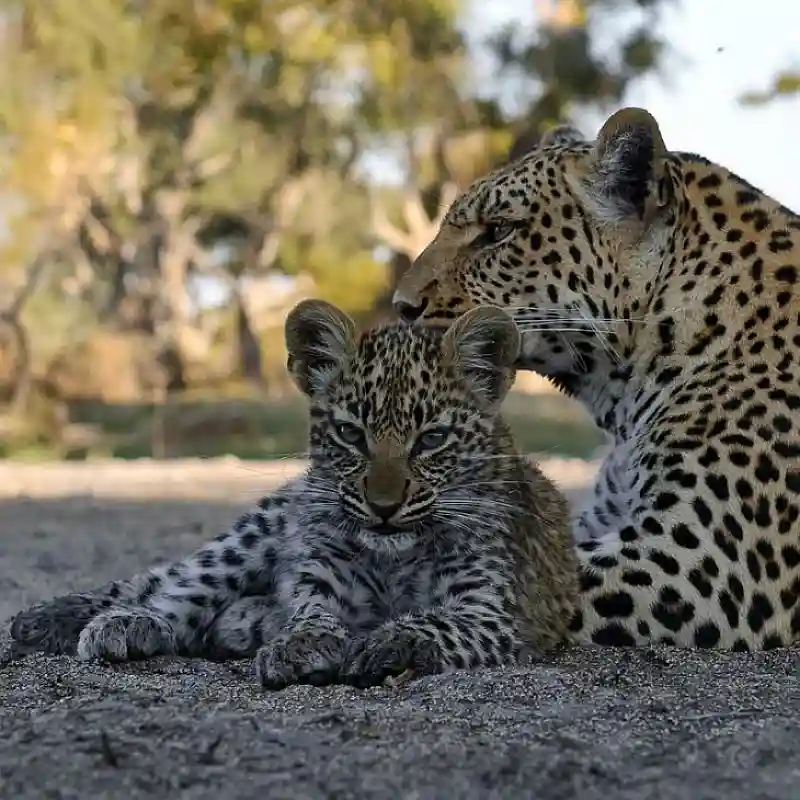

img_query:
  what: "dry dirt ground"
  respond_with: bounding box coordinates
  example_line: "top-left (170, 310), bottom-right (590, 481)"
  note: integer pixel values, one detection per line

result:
top-left (1, 459), bottom-right (799, 800)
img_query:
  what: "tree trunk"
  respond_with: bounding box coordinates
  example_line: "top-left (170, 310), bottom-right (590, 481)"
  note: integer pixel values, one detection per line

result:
top-left (233, 285), bottom-right (263, 384)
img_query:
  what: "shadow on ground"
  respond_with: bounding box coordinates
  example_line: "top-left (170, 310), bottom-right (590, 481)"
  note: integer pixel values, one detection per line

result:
top-left (0, 496), bottom-right (250, 622)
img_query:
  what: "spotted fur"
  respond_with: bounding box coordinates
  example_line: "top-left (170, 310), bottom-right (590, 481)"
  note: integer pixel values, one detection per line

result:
top-left (394, 106), bottom-right (800, 651)
top-left (9, 302), bottom-right (577, 687)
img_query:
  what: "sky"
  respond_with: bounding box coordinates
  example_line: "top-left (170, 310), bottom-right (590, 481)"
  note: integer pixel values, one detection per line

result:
top-left (463, 0), bottom-right (800, 211)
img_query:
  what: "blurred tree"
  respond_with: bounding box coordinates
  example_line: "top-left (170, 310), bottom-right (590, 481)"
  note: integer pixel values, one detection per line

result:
top-left (495, 0), bottom-right (672, 147)
top-left (0, 0), bottom-right (467, 387)
top-left (0, 0), bottom-right (676, 404)
top-left (369, 0), bottom-right (674, 317)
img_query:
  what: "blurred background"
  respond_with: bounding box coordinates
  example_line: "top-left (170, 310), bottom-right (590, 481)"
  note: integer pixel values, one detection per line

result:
top-left (0, 0), bottom-right (796, 463)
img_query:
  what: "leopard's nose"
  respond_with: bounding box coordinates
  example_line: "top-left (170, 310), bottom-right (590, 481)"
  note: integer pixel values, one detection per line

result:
top-left (392, 291), bottom-right (428, 323)
top-left (364, 475), bottom-right (409, 521)
top-left (366, 497), bottom-right (404, 521)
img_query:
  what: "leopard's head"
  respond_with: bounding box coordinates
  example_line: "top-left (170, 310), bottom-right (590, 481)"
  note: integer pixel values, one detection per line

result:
top-left (285, 299), bottom-right (521, 552)
top-left (394, 107), bottom-right (686, 425)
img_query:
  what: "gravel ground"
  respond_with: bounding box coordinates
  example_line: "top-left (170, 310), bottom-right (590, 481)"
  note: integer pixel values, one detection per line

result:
top-left (1, 459), bottom-right (799, 800)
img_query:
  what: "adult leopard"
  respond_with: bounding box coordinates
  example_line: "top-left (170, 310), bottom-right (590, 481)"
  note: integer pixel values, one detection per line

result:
top-left (393, 106), bottom-right (800, 651)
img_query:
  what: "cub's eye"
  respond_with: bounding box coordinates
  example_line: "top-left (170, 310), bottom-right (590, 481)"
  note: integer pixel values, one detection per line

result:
top-left (480, 222), bottom-right (515, 246)
top-left (415, 427), bottom-right (450, 453)
top-left (334, 421), bottom-right (366, 448)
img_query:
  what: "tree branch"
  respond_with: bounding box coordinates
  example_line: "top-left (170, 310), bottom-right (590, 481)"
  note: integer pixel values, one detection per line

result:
top-left (370, 181), bottom-right (457, 259)
top-left (3, 251), bottom-right (49, 319)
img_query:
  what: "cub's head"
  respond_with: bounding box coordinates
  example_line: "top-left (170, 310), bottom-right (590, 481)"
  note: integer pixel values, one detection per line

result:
top-left (285, 299), bottom-right (521, 551)
top-left (393, 107), bottom-right (685, 408)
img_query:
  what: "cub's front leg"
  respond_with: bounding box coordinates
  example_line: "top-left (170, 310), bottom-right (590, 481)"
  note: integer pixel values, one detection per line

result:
top-left (254, 539), bottom-right (376, 690)
top-left (74, 494), bottom-right (292, 662)
top-left (253, 612), bottom-right (348, 690)
top-left (342, 548), bottom-right (521, 687)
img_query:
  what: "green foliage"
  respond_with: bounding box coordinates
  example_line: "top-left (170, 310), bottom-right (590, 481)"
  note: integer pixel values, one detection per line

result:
top-left (488, 0), bottom-right (672, 140)
top-left (741, 70), bottom-right (800, 106)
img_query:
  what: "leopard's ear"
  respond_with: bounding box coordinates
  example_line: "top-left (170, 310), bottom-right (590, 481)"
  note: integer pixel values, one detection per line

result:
top-left (442, 306), bottom-right (520, 407)
top-left (585, 107), bottom-right (670, 223)
top-left (285, 299), bottom-right (357, 397)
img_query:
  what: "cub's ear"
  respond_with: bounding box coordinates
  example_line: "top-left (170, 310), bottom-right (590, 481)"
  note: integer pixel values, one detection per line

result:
top-left (540, 123), bottom-right (585, 149)
top-left (586, 107), bottom-right (670, 223)
top-left (285, 299), bottom-right (357, 397)
top-left (442, 306), bottom-right (520, 407)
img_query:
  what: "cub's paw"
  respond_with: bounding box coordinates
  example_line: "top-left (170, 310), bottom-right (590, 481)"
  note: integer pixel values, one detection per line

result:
top-left (341, 626), bottom-right (443, 688)
top-left (77, 609), bottom-right (176, 662)
top-left (10, 594), bottom-right (112, 656)
top-left (254, 627), bottom-right (346, 690)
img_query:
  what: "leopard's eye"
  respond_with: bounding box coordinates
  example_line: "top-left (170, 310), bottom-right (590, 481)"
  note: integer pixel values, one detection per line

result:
top-left (334, 421), bottom-right (366, 448)
top-left (480, 222), bottom-right (515, 246)
top-left (415, 427), bottom-right (450, 453)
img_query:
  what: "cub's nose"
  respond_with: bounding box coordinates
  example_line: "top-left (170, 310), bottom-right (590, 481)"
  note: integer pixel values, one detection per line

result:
top-left (392, 292), bottom-right (428, 323)
top-left (366, 498), bottom-right (403, 522)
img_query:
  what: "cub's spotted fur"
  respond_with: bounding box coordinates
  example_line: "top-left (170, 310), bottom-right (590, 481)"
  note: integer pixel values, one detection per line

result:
top-left (394, 106), bottom-right (800, 651)
top-left (10, 301), bottom-right (577, 687)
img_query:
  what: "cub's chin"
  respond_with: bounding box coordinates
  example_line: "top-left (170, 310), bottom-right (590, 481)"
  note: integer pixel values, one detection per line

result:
top-left (356, 524), bottom-right (419, 555)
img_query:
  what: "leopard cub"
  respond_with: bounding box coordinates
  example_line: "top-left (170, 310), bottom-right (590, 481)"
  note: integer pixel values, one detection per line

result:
top-left (10, 301), bottom-right (578, 688)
